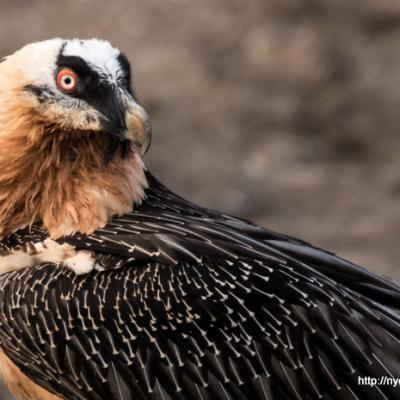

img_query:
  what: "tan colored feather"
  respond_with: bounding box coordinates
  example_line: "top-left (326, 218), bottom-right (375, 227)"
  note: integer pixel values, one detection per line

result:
top-left (0, 350), bottom-right (60, 400)
top-left (0, 71), bottom-right (147, 239)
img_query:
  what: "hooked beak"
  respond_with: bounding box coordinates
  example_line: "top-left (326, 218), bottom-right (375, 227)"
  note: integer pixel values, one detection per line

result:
top-left (98, 90), bottom-right (152, 157)
top-left (123, 104), bottom-right (152, 156)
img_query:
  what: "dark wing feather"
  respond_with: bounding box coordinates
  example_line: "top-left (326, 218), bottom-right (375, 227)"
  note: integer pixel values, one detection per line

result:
top-left (0, 173), bottom-right (399, 400)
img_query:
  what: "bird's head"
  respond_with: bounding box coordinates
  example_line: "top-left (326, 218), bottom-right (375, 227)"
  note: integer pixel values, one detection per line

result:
top-left (0, 38), bottom-right (151, 157)
top-left (0, 39), bottom-right (152, 238)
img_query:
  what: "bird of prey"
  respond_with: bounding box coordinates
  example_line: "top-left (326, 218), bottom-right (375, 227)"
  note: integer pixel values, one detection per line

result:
top-left (0, 39), bottom-right (398, 400)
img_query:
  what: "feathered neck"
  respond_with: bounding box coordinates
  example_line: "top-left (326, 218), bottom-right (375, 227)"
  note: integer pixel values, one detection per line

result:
top-left (0, 112), bottom-right (148, 239)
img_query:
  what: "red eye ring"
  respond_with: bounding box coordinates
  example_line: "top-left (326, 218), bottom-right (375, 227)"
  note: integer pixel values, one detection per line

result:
top-left (56, 68), bottom-right (78, 93)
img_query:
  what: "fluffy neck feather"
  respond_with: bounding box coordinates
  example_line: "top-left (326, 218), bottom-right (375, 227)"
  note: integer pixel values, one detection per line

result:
top-left (0, 97), bottom-right (148, 239)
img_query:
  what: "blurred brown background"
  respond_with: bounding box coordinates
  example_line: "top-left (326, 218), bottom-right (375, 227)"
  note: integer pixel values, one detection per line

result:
top-left (1, 0), bottom-right (400, 396)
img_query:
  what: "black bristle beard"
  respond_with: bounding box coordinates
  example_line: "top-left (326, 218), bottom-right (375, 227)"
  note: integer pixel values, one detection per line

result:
top-left (103, 135), bottom-right (133, 163)
top-left (39, 124), bottom-right (134, 165)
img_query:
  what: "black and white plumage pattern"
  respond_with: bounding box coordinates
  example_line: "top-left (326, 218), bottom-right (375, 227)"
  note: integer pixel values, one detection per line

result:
top-left (0, 174), bottom-right (399, 400)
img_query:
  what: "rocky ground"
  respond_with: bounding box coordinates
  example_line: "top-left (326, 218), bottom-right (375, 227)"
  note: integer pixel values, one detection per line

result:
top-left (0, 0), bottom-right (399, 397)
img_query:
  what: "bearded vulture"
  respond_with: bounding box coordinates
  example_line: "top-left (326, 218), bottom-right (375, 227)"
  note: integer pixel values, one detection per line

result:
top-left (0, 39), bottom-right (398, 400)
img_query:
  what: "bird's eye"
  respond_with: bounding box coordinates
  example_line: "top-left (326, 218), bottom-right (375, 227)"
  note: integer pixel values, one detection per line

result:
top-left (56, 68), bottom-right (78, 93)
